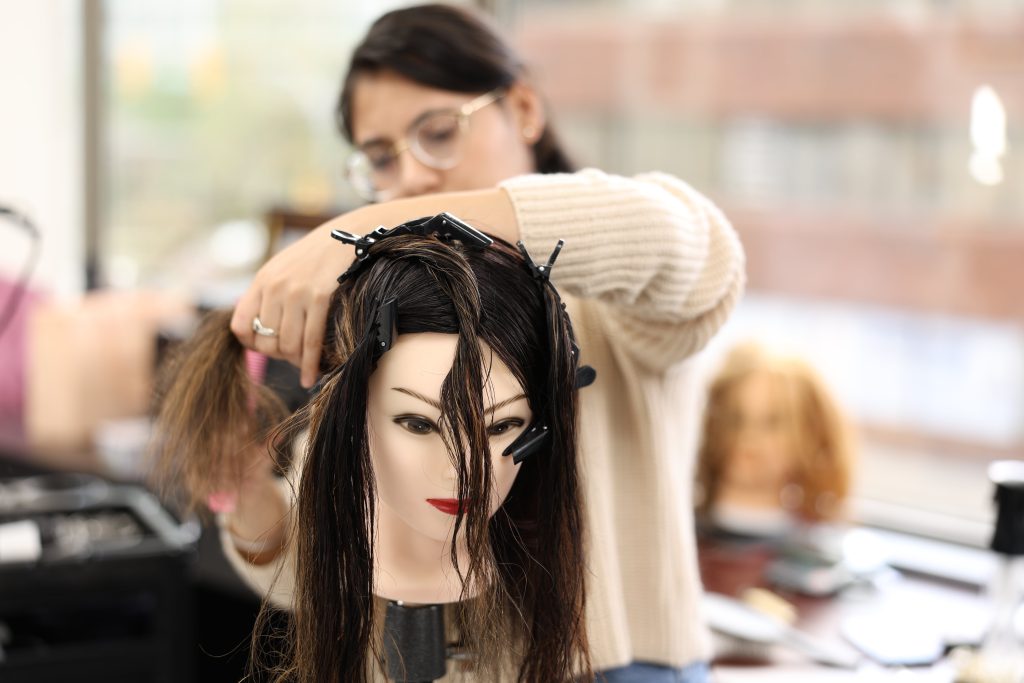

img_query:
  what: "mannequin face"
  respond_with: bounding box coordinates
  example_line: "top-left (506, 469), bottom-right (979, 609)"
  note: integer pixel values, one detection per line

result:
top-left (367, 332), bottom-right (531, 544)
top-left (350, 70), bottom-right (542, 200)
top-left (719, 370), bottom-right (795, 506)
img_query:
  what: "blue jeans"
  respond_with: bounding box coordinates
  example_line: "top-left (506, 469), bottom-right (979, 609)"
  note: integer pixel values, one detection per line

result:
top-left (597, 661), bottom-right (711, 683)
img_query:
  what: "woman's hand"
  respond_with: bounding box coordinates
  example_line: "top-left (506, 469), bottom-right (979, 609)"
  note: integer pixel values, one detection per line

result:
top-left (230, 219), bottom-right (352, 388)
top-left (229, 189), bottom-right (518, 388)
top-left (210, 440), bottom-right (290, 566)
top-left (227, 447), bottom-right (289, 557)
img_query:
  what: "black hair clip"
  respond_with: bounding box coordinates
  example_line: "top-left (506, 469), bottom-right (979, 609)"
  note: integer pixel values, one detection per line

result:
top-left (391, 212), bottom-right (493, 248)
top-left (502, 424), bottom-right (549, 465)
top-left (332, 212), bottom-right (493, 283)
top-left (369, 297), bottom-right (398, 361)
top-left (331, 226), bottom-right (388, 265)
top-left (575, 364), bottom-right (597, 389)
top-left (518, 240), bottom-right (597, 391)
top-left (516, 239), bottom-right (563, 282)
top-left (568, 339), bottom-right (597, 389)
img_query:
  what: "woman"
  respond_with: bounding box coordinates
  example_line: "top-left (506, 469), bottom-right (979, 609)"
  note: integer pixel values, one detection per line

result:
top-left (156, 225), bottom-right (591, 681)
top-left (224, 4), bottom-right (745, 681)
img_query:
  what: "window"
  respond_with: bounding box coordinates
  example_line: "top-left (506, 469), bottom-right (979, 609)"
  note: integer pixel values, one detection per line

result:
top-left (102, 0), bottom-right (411, 288)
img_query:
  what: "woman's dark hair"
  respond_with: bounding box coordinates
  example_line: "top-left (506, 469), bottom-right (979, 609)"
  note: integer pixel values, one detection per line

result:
top-left (337, 3), bottom-right (575, 175)
top-left (153, 232), bottom-right (590, 682)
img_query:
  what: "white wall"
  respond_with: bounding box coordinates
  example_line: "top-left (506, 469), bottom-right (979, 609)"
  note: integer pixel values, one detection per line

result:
top-left (0, 1), bottom-right (83, 297)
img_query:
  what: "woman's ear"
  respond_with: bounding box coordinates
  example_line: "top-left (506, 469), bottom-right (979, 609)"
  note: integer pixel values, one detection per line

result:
top-left (505, 80), bottom-right (546, 145)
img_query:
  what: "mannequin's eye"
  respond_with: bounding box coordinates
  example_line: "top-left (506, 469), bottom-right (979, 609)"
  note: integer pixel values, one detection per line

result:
top-left (395, 416), bottom-right (437, 435)
top-left (487, 418), bottom-right (524, 437)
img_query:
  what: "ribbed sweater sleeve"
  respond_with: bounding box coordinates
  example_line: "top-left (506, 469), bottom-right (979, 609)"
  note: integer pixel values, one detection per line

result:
top-left (500, 169), bottom-right (745, 370)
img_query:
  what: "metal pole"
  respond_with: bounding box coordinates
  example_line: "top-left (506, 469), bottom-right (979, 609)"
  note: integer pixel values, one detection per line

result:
top-left (81, 0), bottom-right (103, 290)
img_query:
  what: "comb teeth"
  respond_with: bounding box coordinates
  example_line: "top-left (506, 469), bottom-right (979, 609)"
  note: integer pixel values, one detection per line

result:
top-left (244, 350), bottom-right (269, 385)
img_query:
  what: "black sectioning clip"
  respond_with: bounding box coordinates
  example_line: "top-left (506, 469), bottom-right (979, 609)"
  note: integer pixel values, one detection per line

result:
top-left (517, 239), bottom-right (597, 392)
top-left (516, 239), bottom-right (563, 282)
top-left (501, 240), bottom-right (597, 465)
top-left (330, 226), bottom-right (387, 266)
top-left (515, 237), bottom-right (595, 389)
top-left (370, 297), bottom-right (398, 361)
top-left (332, 212), bottom-right (493, 284)
top-left (389, 212), bottom-right (493, 248)
top-left (502, 424), bottom-right (550, 466)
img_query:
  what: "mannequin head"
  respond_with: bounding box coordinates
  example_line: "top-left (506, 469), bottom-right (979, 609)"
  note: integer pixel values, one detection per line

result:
top-left (154, 230), bottom-right (590, 682)
top-left (365, 331), bottom-right (531, 602)
top-left (336, 3), bottom-right (574, 200)
top-left (696, 342), bottom-right (855, 533)
top-left (368, 331), bottom-right (528, 543)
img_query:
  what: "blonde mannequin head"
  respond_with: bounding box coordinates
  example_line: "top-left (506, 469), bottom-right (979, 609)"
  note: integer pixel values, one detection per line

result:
top-left (696, 342), bottom-right (856, 528)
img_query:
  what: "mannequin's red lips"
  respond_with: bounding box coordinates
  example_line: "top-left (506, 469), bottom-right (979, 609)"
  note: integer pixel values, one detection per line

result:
top-left (426, 498), bottom-right (466, 515)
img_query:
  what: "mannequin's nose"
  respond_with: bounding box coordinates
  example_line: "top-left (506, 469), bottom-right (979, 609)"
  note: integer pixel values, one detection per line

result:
top-left (442, 458), bottom-right (458, 486)
top-left (422, 441), bottom-right (458, 489)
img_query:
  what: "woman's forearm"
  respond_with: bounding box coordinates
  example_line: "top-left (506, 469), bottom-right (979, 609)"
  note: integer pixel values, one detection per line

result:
top-left (328, 187), bottom-right (520, 245)
top-left (224, 474), bottom-right (289, 565)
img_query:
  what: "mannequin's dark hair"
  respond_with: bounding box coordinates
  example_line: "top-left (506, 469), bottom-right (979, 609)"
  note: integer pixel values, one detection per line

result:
top-left (337, 2), bottom-right (575, 175)
top-left (153, 233), bottom-right (590, 682)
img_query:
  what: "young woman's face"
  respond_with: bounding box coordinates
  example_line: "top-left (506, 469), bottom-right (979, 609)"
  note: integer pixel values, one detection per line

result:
top-left (367, 332), bottom-right (531, 543)
top-left (350, 70), bottom-right (539, 200)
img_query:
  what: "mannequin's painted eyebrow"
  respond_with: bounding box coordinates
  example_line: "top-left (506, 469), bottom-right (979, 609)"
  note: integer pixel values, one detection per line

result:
top-left (391, 387), bottom-right (527, 415)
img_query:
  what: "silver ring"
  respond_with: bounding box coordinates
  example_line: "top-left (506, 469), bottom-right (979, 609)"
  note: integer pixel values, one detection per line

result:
top-left (252, 316), bottom-right (278, 338)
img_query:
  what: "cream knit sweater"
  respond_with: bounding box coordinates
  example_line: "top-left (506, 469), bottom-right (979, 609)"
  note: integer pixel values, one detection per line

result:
top-left (220, 169), bottom-right (746, 675)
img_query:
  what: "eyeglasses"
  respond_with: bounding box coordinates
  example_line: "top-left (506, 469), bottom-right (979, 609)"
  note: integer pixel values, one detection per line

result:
top-left (344, 88), bottom-right (505, 202)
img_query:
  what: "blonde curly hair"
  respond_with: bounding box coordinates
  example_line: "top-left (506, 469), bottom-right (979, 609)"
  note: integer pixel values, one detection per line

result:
top-left (696, 342), bottom-right (856, 523)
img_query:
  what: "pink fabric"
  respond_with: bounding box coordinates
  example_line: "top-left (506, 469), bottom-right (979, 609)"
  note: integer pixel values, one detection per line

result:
top-left (0, 278), bottom-right (43, 446)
